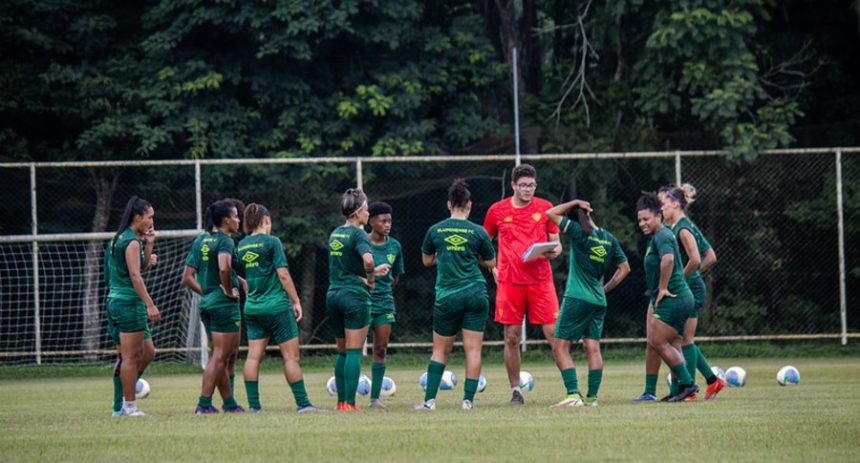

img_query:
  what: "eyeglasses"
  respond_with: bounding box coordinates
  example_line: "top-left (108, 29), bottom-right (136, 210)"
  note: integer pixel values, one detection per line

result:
top-left (516, 183), bottom-right (537, 190)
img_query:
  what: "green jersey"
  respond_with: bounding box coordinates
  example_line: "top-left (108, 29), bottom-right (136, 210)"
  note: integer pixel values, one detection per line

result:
top-left (559, 217), bottom-right (627, 306)
top-left (106, 227), bottom-right (144, 301)
top-left (185, 231), bottom-right (239, 309)
top-left (327, 225), bottom-right (373, 296)
top-left (237, 234), bottom-right (291, 316)
top-left (644, 227), bottom-right (691, 303)
top-left (669, 216), bottom-right (711, 283)
top-left (369, 236), bottom-right (405, 314)
top-left (421, 218), bottom-right (495, 301)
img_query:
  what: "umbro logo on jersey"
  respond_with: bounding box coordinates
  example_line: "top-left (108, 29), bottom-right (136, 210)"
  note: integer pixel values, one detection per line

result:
top-left (241, 251), bottom-right (260, 263)
top-left (591, 246), bottom-right (607, 257)
top-left (444, 235), bottom-right (468, 246)
top-left (330, 240), bottom-right (344, 251)
top-left (387, 254), bottom-right (396, 264)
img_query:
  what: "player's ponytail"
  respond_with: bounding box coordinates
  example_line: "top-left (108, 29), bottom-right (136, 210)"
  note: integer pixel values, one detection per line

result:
top-left (243, 203), bottom-right (270, 234)
top-left (658, 184), bottom-right (690, 209)
top-left (679, 183), bottom-right (697, 207)
top-left (448, 178), bottom-right (471, 209)
top-left (341, 188), bottom-right (368, 217)
top-left (112, 196), bottom-right (151, 251)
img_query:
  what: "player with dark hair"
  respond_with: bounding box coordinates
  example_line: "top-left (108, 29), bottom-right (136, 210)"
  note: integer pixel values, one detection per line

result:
top-left (633, 193), bottom-right (698, 402)
top-left (545, 198), bottom-right (630, 407)
top-left (415, 179), bottom-right (496, 411)
top-left (327, 188), bottom-right (375, 412)
top-left (105, 196), bottom-right (160, 416)
top-left (484, 163), bottom-right (561, 405)
top-left (658, 184), bottom-right (724, 400)
top-left (237, 203), bottom-right (323, 413)
top-left (365, 201), bottom-right (404, 409)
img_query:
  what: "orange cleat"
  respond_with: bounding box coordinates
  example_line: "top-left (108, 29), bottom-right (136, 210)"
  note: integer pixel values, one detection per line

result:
top-left (347, 404), bottom-right (363, 412)
top-left (336, 402), bottom-right (347, 411)
top-left (704, 377), bottom-right (725, 400)
top-left (683, 393), bottom-right (698, 402)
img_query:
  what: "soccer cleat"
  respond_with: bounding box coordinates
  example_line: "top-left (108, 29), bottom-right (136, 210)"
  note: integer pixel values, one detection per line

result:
top-left (249, 407), bottom-right (264, 414)
top-left (509, 390), bottom-right (525, 405)
top-left (461, 399), bottom-right (474, 410)
top-left (666, 383), bottom-right (699, 403)
top-left (297, 404), bottom-right (326, 413)
top-left (120, 408), bottom-right (146, 417)
top-left (368, 399), bottom-right (386, 410)
top-left (584, 397), bottom-right (599, 407)
top-left (683, 393), bottom-right (698, 402)
top-left (222, 405), bottom-right (245, 413)
top-left (551, 393), bottom-right (584, 408)
top-left (111, 410), bottom-right (123, 417)
top-left (413, 399), bottom-right (436, 411)
top-left (336, 402), bottom-right (347, 411)
top-left (631, 393), bottom-right (658, 402)
top-left (195, 405), bottom-right (219, 415)
top-left (704, 377), bottom-right (726, 400)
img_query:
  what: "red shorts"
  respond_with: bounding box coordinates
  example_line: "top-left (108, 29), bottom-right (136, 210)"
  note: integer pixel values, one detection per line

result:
top-left (494, 279), bottom-right (559, 325)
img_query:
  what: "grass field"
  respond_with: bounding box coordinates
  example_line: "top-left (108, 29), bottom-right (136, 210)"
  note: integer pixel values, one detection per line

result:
top-left (1, 353), bottom-right (859, 462)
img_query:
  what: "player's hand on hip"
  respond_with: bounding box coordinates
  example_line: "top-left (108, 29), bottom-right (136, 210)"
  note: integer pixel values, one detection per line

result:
top-left (374, 264), bottom-right (391, 277)
top-left (654, 289), bottom-right (676, 308)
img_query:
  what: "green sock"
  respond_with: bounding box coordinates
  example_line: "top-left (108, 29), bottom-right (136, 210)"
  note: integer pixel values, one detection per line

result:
top-left (137, 371), bottom-right (143, 380)
top-left (289, 379), bottom-right (311, 408)
top-left (112, 375), bottom-right (123, 412)
top-left (335, 352), bottom-right (346, 403)
top-left (682, 344), bottom-right (698, 382)
top-left (587, 369), bottom-right (602, 398)
top-left (344, 349), bottom-right (362, 406)
top-left (198, 395), bottom-right (213, 408)
top-left (229, 373), bottom-right (235, 395)
top-left (223, 395), bottom-right (238, 409)
top-left (245, 380), bottom-right (261, 409)
top-left (670, 376), bottom-right (679, 395)
top-left (424, 360), bottom-right (445, 402)
top-left (561, 368), bottom-right (579, 395)
top-left (370, 362), bottom-right (386, 400)
top-left (695, 344), bottom-right (717, 383)
top-left (464, 378), bottom-right (479, 402)
top-left (671, 363), bottom-right (694, 386)
top-left (644, 374), bottom-right (658, 395)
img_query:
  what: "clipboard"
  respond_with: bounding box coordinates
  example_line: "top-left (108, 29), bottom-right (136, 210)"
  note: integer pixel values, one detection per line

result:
top-left (521, 241), bottom-right (560, 261)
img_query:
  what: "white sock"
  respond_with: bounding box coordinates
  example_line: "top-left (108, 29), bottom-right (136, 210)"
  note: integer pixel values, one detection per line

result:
top-left (122, 400), bottom-right (137, 411)
top-left (512, 386), bottom-right (522, 394)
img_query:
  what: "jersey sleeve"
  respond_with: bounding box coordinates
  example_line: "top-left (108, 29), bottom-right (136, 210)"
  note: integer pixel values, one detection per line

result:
top-left (483, 203), bottom-right (498, 238)
top-left (272, 237), bottom-right (288, 269)
top-left (421, 227), bottom-right (435, 255)
top-left (184, 237), bottom-right (199, 269)
top-left (655, 229), bottom-right (675, 257)
top-left (610, 234), bottom-right (628, 266)
top-left (477, 227), bottom-right (496, 260)
top-left (354, 229), bottom-right (372, 256)
top-left (559, 217), bottom-right (584, 240)
top-left (393, 240), bottom-right (405, 275)
top-left (696, 227), bottom-right (712, 253)
top-left (217, 234), bottom-right (234, 256)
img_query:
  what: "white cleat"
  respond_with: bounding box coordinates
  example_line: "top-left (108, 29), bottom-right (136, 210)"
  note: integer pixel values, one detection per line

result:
top-left (120, 408), bottom-right (146, 417)
top-left (551, 393), bottom-right (584, 408)
top-left (413, 399), bottom-right (436, 411)
top-left (461, 399), bottom-right (474, 410)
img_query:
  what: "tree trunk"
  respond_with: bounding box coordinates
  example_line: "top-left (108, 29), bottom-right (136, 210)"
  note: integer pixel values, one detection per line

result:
top-left (298, 245), bottom-right (318, 342)
top-left (494, 0), bottom-right (524, 96)
top-left (522, 0), bottom-right (541, 95)
top-left (82, 170), bottom-right (119, 357)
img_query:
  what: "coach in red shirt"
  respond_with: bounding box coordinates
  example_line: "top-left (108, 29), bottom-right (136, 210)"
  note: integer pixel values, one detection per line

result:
top-left (484, 164), bottom-right (562, 405)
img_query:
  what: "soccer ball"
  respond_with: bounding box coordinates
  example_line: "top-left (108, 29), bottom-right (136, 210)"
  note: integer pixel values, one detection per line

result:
top-left (776, 366), bottom-right (800, 386)
top-left (666, 372), bottom-right (674, 389)
top-left (356, 374), bottom-right (372, 395)
top-left (725, 366), bottom-right (747, 387)
top-left (380, 376), bottom-right (397, 397)
top-left (326, 376), bottom-right (338, 396)
top-left (440, 370), bottom-right (457, 390)
top-left (135, 378), bottom-right (150, 400)
top-left (519, 371), bottom-right (534, 392)
top-left (419, 372), bottom-right (429, 390)
top-left (477, 374), bottom-right (487, 393)
top-left (711, 366), bottom-right (726, 381)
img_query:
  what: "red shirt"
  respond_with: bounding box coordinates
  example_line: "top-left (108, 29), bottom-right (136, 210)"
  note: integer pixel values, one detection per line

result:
top-left (484, 197), bottom-right (559, 285)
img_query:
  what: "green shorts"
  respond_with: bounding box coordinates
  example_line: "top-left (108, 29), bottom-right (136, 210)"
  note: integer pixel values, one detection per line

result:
top-left (651, 292), bottom-right (695, 336)
top-left (433, 284), bottom-right (489, 337)
top-left (370, 312), bottom-right (396, 330)
top-left (326, 289), bottom-right (371, 337)
top-left (200, 301), bottom-right (241, 337)
top-left (554, 297), bottom-right (606, 341)
top-left (245, 310), bottom-right (298, 344)
top-left (687, 278), bottom-right (707, 317)
top-left (106, 302), bottom-right (151, 346)
top-left (106, 298), bottom-right (149, 337)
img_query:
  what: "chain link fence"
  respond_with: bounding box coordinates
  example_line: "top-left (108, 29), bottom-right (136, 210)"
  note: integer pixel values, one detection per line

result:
top-left (0, 149), bottom-right (856, 364)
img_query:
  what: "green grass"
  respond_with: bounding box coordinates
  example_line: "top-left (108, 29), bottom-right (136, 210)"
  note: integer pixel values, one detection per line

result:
top-left (1, 356), bottom-right (859, 462)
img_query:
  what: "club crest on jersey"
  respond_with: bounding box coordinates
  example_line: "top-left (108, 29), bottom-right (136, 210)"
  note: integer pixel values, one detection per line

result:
top-left (504, 216), bottom-right (513, 222)
top-left (387, 254), bottom-right (396, 264)
top-left (532, 212), bottom-right (542, 221)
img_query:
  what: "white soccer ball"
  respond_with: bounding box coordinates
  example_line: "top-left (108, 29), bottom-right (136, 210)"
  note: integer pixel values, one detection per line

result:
top-left (419, 372), bottom-right (429, 390)
top-left (711, 366), bottom-right (726, 381)
top-left (326, 376), bottom-right (338, 396)
top-left (776, 365), bottom-right (800, 386)
top-left (356, 374), bottom-right (372, 395)
top-left (135, 378), bottom-right (150, 400)
top-left (440, 370), bottom-right (457, 390)
top-left (380, 376), bottom-right (397, 397)
top-left (666, 372), bottom-right (674, 389)
top-left (519, 371), bottom-right (534, 392)
top-left (477, 374), bottom-right (487, 393)
top-left (725, 366), bottom-right (747, 387)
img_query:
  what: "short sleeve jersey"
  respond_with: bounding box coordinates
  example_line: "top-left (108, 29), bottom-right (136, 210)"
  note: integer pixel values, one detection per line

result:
top-left (369, 236), bottom-right (405, 314)
top-left (422, 218), bottom-right (495, 301)
top-left (237, 234), bottom-right (290, 316)
top-left (188, 231), bottom-right (239, 309)
top-left (327, 225), bottom-right (373, 296)
top-left (559, 217), bottom-right (627, 306)
top-left (483, 197), bottom-right (559, 285)
top-left (670, 216), bottom-right (712, 283)
top-left (644, 227), bottom-right (691, 303)
top-left (106, 227), bottom-right (143, 301)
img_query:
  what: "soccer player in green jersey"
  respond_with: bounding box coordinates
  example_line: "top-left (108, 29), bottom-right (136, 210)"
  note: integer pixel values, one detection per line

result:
top-left (187, 200), bottom-right (244, 414)
top-left (237, 203), bottom-right (324, 413)
top-left (415, 179), bottom-right (496, 411)
top-left (105, 196), bottom-right (161, 416)
top-left (327, 188), bottom-right (376, 412)
top-left (659, 184), bottom-right (725, 400)
top-left (634, 192), bottom-right (698, 402)
top-left (366, 202), bottom-right (405, 409)
top-left (546, 199), bottom-right (630, 407)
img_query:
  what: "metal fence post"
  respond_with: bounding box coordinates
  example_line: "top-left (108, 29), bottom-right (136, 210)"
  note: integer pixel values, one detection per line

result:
top-left (675, 151), bottom-right (682, 186)
top-left (836, 149), bottom-right (848, 345)
top-left (194, 160), bottom-right (202, 230)
top-left (30, 163), bottom-right (42, 364)
top-left (356, 159), bottom-right (363, 190)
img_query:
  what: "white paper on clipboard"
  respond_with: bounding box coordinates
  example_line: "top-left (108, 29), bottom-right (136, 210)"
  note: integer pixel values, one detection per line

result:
top-left (521, 241), bottom-right (560, 262)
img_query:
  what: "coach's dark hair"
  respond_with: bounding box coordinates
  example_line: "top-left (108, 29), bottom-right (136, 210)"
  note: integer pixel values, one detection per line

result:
top-left (636, 192), bottom-right (663, 215)
top-left (341, 188), bottom-right (367, 217)
top-left (512, 164), bottom-right (537, 183)
top-left (206, 200), bottom-right (235, 234)
top-left (368, 202), bottom-right (392, 219)
top-left (243, 203), bottom-right (270, 234)
top-left (448, 178), bottom-right (471, 209)
top-left (568, 206), bottom-right (593, 236)
top-left (659, 183), bottom-right (696, 209)
top-left (112, 196), bottom-right (152, 251)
